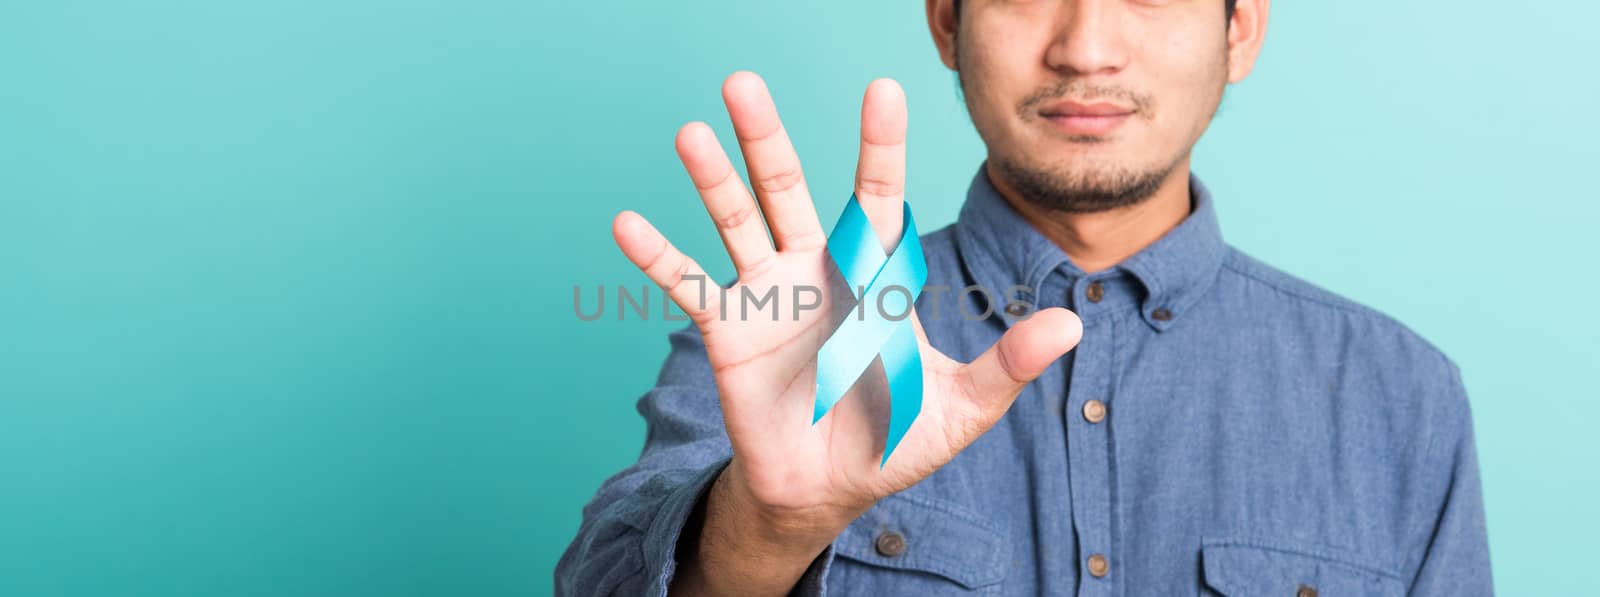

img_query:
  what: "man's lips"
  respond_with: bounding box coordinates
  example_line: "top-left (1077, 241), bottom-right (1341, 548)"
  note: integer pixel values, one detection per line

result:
top-left (1040, 101), bottom-right (1135, 136)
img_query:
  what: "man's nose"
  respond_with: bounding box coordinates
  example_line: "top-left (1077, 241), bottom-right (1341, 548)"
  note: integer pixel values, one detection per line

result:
top-left (1045, 0), bottom-right (1131, 77)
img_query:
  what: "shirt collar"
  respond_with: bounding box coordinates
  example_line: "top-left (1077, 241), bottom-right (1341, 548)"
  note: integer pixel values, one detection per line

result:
top-left (953, 163), bottom-right (1227, 332)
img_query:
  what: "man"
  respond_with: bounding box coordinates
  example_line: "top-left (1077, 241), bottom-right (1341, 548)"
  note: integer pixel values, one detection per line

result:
top-left (557, 0), bottom-right (1491, 594)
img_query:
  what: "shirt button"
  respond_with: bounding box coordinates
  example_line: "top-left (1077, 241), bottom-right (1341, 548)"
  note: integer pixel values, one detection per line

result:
top-left (1082, 399), bottom-right (1106, 424)
top-left (1086, 553), bottom-right (1109, 577)
top-left (1004, 301), bottom-right (1029, 317)
top-left (874, 531), bottom-right (907, 557)
top-left (1297, 585), bottom-right (1319, 597)
top-left (1151, 307), bottom-right (1173, 321)
top-left (1085, 281), bottom-right (1105, 303)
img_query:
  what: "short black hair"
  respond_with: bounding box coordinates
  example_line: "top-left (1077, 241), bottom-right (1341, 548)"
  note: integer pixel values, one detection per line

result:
top-left (952, 0), bottom-right (1238, 22)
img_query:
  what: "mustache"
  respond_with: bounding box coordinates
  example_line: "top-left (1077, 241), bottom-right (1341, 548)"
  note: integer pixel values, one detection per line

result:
top-left (1020, 80), bottom-right (1154, 116)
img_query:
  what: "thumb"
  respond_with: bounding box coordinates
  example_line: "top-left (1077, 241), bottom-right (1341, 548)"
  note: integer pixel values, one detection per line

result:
top-left (958, 307), bottom-right (1083, 413)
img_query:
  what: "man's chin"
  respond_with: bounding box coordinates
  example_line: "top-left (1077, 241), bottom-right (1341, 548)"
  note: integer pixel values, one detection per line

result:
top-left (991, 155), bottom-right (1174, 214)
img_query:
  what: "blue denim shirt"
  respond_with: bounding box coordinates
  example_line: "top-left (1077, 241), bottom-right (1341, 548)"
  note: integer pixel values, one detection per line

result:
top-left (556, 167), bottom-right (1492, 596)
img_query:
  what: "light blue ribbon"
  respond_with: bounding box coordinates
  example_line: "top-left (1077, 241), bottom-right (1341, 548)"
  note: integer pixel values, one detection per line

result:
top-left (813, 194), bottom-right (928, 467)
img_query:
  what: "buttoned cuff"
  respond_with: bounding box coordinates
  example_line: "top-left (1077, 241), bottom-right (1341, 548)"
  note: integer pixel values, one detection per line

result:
top-left (789, 542), bottom-right (836, 596)
top-left (641, 459), bottom-right (730, 596)
top-left (639, 457), bottom-right (839, 597)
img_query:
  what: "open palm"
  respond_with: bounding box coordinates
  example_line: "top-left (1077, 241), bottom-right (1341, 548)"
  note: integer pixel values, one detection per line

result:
top-left (613, 72), bottom-right (1082, 520)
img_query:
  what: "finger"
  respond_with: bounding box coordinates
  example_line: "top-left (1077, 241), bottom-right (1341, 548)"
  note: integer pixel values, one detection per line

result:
top-left (855, 78), bottom-right (908, 253)
top-left (612, 210), bottom-right (721, 324)
top-left (675, 121), bottom-right (778, 278)
top-left (723, 71), bottom-right (826, 251)
top-left (957, 308), bottom-right (1082, 414)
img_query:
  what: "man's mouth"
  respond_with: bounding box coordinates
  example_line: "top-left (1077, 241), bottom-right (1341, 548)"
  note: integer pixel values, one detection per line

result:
top-left (1039, 101), bottom-right (1135, 136)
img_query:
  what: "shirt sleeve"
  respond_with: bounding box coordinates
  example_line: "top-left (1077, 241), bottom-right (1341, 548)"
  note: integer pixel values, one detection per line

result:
top-left (1407, 365), bottom-right (1494, 595)
top-left (554, 323), bottom-right (837, 597)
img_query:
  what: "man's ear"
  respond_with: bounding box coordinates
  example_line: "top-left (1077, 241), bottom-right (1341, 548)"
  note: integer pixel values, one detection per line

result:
top-left (1226, 0), bottom-right (1271, 83)
top-left (927, 0), bottom-right (959, 70)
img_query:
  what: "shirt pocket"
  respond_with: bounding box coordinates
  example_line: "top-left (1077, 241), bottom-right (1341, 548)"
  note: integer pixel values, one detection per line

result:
top-left (1200, 538), bottom-right (1407, 597)
top-left (828, 493), bottom-right (1010, 595)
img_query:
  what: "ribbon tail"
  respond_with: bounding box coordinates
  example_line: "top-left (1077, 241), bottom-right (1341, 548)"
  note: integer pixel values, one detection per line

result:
top-left (813, 318), bottom-right (883, 423)
top-left (878, 319), bottom-right (922, 467)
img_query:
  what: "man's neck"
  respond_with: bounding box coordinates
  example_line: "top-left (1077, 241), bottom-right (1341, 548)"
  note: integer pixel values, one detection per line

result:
top-left (984, 159), bottom-right (1194, 274)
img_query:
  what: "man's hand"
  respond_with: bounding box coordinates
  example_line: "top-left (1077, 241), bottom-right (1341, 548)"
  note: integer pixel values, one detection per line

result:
top-left (612, 71), bottom-right (1082, 596)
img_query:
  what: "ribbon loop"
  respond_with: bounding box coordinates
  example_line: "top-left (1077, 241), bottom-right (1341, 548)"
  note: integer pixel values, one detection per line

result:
top-left (813, 194), bottom-right (928, 467)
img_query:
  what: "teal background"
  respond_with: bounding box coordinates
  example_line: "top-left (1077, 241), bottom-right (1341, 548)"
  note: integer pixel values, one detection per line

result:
top-left (1, 1), bottom-right (1594, 595)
